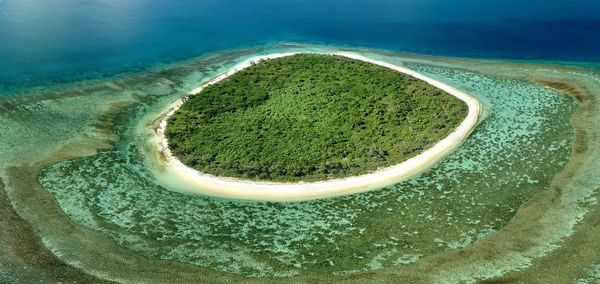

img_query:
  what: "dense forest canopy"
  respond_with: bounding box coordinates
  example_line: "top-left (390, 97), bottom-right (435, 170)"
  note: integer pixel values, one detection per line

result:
top-left (166, 54), bottom-right (467, 182)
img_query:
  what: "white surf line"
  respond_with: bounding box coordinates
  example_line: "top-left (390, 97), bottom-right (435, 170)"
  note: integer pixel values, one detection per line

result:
top-left (153, 51), bottom-right (482, 201)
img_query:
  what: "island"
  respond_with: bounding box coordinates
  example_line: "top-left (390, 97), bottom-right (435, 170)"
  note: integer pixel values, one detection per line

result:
top-left (154, 52), bottom-right (481, 201)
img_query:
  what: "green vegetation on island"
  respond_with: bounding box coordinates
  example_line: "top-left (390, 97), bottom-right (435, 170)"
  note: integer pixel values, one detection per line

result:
top-left (166, 54), bottom-right (468, 182)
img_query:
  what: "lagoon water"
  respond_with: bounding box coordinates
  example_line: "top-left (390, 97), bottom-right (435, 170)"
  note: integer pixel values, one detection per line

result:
top-left (1, 0), bottom-right (600, 92)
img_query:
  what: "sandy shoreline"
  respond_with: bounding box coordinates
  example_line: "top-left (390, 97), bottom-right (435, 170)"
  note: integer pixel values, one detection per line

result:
top-left (153, 51), bottom-right (482, 201)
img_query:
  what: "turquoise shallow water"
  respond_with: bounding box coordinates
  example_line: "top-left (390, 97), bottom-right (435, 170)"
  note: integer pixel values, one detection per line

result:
top-left (1, 44), bottom-right (600, 283)
top-left (30, 47), bottom-right (577, 277)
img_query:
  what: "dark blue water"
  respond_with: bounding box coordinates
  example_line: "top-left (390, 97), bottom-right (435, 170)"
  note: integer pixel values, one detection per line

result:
top-left (1, 0), bottom-right (599, 92)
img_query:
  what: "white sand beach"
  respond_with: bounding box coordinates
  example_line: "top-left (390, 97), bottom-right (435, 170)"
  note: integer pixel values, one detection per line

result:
top-left (153, 52), bottom-right (482, 201)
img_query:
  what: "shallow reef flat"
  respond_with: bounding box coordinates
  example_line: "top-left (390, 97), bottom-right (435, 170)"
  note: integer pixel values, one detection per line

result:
top-left (1, 44), bottom-right (600, 283)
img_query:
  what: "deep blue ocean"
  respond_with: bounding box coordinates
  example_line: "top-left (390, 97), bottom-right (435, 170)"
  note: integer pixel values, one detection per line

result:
top-left (1, 0), bottom-right (599, 93)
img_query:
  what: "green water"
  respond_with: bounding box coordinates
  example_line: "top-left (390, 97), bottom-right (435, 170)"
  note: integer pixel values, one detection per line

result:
top-left (3, 45), bottom-right (599, 282)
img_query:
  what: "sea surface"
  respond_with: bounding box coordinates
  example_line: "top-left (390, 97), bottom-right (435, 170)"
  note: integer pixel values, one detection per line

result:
top-left (1, 0), bottom-right (599, 93)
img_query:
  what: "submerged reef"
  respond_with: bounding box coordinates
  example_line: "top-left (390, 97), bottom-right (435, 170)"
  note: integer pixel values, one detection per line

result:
top-left (1, 45), bottom-right (599, 283)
